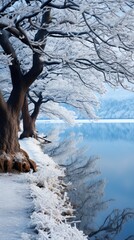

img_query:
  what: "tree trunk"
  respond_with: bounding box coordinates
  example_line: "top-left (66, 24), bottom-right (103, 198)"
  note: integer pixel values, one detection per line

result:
top-left (20, 117), bottom-right (37, 139)
top-left (0, 107), bottom-right (19, 154)
top-left (20, 95), bottom-right (42, 139)
top-left (0, 9), bottom-right (51, 173)
top-left (20, 96), bottom-right (36, 139)
top-left (0, 92), bottom-right (36, 173)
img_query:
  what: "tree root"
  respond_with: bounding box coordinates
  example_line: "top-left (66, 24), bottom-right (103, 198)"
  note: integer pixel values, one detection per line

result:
top-left (0, 149), bottom-right (37, 173)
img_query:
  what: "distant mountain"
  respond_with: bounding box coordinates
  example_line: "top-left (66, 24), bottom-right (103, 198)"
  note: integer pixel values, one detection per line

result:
top-left (97, 98), bottom-right (134, 119)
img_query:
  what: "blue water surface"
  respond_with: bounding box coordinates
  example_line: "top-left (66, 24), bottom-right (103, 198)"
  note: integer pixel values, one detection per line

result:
top-left (36, 121), bottom-right (134, 240)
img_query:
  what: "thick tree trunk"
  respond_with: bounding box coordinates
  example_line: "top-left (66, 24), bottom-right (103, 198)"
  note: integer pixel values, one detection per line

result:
top-left (0, 109), bottom-right (19, 154)
top-left (0, 92), bottom-right (36, 173)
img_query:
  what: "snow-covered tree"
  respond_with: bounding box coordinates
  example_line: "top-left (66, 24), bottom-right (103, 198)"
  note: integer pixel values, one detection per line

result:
top-left (19, 0), bottom-right (134, 137)
top-left (1, 0), bottom-right (134, 171)
top-left (0, 1), bottom-right (51, 172)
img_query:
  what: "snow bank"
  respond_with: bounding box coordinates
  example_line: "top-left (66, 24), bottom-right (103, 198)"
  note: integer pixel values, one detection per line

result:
top-left (20, 138), bottom-right (87, 240)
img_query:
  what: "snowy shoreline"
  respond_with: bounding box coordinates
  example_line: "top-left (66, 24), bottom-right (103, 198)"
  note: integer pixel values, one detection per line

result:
top-left (20, 138), bottom-right (87, 240)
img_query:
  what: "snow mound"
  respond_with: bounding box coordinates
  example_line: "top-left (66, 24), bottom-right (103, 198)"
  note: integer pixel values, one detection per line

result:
top-left (20, 138), bottom-right (87, 240)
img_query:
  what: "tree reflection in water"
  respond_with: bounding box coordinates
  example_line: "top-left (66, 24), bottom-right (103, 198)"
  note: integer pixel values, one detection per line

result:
top-left (42, 128), bottom-right (134, 240)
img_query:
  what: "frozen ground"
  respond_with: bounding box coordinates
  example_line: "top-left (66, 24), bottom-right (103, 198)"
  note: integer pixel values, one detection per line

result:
top-left (0, 138), bottom-right (87, 240)
top-left (0, 174), bottom-right (35, 240)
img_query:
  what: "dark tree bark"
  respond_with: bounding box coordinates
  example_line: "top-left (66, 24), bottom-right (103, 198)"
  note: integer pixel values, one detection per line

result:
top-left (0, 92), bottom-right (20, 154)
top-left (0, 9), bottom-right (51, 173)
top-left (20, 94), bottom-right (42, 139)
top-left (0, 86), bottom-right (35, 173)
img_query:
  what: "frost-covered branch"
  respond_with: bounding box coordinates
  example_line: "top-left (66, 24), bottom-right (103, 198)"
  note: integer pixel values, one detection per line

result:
top-left (1, 0), bottom-right (134, 120)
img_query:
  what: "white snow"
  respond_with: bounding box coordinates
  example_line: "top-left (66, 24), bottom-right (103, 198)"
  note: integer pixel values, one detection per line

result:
top-left (0, 138), bottom-right (87, 240)
top-left (0, 173), bottom-right (35, 240)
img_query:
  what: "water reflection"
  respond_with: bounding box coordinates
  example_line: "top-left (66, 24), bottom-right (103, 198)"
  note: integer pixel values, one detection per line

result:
top-left (36, 121), bottom-right (134, 240)
top-left (42, 131), bottom-right (107, 235)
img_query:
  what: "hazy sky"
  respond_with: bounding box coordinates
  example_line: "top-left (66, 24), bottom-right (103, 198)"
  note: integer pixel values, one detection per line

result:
top-left (101, 86), bottom-right (134, 100)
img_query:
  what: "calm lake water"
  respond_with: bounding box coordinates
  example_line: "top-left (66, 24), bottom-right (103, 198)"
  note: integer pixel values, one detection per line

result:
top-left (36, 121), bottom-right (134, 240)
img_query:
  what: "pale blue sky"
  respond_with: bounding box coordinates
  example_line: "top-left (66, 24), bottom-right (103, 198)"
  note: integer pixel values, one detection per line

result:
top-left (101, 86), bottom-right (134, 100)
